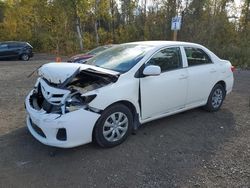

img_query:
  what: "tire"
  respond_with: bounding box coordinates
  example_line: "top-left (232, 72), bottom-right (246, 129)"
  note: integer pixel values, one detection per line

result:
top-left (21, 54), bottom-right (30, 61)
top-left (204, 84), bottom-right (226, 112)
top-left (94, 104), bottom-right (133, 148)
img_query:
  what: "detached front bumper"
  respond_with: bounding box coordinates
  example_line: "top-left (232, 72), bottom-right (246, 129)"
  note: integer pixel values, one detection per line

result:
top-left (25, 91), bottom-right (100, 148)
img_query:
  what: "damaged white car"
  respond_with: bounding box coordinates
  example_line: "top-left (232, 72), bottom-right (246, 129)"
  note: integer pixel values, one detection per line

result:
top-left (25, 41), bottom-right (234, 148)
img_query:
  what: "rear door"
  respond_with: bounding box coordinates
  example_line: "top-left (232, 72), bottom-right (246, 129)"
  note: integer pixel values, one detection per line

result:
top-left (184, 46), bottom-right (219, 107)
top-left (140, 46), bottom-right (188, 119)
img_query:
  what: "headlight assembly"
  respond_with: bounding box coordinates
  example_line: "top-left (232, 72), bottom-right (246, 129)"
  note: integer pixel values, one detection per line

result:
top-left (81, 94), bottom-right (97, 104)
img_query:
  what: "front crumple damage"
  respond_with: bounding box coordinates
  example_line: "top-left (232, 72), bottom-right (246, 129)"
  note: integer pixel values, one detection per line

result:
top-left (38, 62), bottom-right (119, 84)
top-left (25, 91), bottom-right (101, 147)
top-left (25, 63), bottom-right (120, 147)
top-left (31, 63), bottom-right (119, 115)
top-left (38, 62), bottom-right (81, 84)
top-left (66, 68), bottom-right (118, 93)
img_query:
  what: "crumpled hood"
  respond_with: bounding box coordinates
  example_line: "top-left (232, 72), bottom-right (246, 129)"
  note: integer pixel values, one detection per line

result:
top-left (38, 62), bottom-right (119, 84)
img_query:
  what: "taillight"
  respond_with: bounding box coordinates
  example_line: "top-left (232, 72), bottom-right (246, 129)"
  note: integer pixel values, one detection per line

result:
top-left (231, 66), bottom-right (235, 72)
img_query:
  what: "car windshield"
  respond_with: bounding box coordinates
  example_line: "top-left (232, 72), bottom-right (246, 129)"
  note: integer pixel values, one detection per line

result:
top-left (87, 46), bottom-right (111, 55)
top-left (86, 44), bottom-right (154, 73)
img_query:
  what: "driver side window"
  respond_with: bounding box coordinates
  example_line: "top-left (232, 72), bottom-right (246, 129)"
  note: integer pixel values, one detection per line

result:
top-left (147, 47), bottom-right (182, 72)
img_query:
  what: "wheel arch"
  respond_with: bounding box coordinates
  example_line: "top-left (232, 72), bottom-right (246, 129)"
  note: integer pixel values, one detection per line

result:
top-left (20, 53), bottom-right (30, 61)
top-left (215, 80), bottom-right (226, 92)
top-left (92, 100), bottom-right (139, 141)
top-left (205, 80), bottom-right (227, 105)
top-left (204, 80), bottom-right (227, 112)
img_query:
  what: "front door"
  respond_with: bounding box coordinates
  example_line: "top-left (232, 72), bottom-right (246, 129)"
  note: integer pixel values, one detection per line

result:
top-left (140, 47), bottom-right (188, 120)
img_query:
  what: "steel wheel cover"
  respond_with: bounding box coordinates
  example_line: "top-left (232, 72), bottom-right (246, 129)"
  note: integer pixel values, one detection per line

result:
top-left (102, 112), bottom-right (128, 142)
top-left (22, 54), bottom-right (29, 61)
top-left (211, 88), bottom-right (223, 108)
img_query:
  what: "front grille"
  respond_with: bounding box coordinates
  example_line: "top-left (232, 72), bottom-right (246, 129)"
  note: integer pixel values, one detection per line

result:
top-left (30, 118), bottom-right (46, 138)
top-left (40, 79), bottom-right (69, 105)
top-left (29, 83), bottom-right (64, 114)
top-left (42, 99), bottom-right (61, 113)
top-left (29, 79), bottom-right (71, 114)
top-left (39, 79), bottom-right (70, 113)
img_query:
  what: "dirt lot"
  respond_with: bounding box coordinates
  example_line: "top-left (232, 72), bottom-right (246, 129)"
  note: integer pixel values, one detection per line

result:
top-left (0, 55), bottom-right (249, 188)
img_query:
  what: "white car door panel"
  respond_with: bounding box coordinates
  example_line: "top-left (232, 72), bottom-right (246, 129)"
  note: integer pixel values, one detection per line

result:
top-left (186, 65), bottom-right (218, 106)
top-left (140, 47), bottom-right (188, 120)
top-left (184, 47), bottom-right (219, 106)
top-left (141, 69), bottom-right (188, 119)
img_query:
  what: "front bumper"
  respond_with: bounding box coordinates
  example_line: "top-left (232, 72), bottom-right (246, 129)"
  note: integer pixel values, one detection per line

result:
top-left (25, 91), bottom-right (100, 148)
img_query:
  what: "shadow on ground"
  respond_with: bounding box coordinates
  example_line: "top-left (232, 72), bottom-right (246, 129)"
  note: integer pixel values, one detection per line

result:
top-left (0, 108), bottom-right (236, 187)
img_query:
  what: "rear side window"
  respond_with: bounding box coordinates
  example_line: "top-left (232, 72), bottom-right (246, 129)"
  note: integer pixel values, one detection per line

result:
top-left (147, 47), bottom-right (182, 72)
top-left (184, 47), bottom-right (212, 66)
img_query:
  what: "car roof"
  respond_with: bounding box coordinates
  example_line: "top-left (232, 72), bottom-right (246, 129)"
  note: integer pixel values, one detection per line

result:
top-left (124, 41), bottom-right (205, 48)
top-left (0, 41), bottom-right (27, 45)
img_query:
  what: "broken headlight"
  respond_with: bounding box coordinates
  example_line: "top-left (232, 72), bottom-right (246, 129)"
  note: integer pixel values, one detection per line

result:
top-left (65, 94), bottom-right (96, 112)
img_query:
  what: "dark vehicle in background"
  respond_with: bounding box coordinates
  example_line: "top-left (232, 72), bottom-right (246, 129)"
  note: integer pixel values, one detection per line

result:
top-left (68, 45), bottom-right (114, 64)
top-left (0, 41), bottom-right (33, 61)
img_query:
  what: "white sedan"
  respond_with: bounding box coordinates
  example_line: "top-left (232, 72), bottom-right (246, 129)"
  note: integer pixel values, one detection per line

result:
top-left (25, 41), bottom-right (234, 148)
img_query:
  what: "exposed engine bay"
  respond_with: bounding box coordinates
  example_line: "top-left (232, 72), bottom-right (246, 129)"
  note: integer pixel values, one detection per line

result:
top-left (67, 68), bottom-right (118, 93)
top-left (29, 68), bottom-right (119, 114)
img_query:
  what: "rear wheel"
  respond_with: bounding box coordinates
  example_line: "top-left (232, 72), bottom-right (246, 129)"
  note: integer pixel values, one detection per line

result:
top-left (94, 104), bottom-right (133, 148)
top-left (204, 84), bottom-right (226, 112)
top-left (21, 53), bottom-right (30, 61)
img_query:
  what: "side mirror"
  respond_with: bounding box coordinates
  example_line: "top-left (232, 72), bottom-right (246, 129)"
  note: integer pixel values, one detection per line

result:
top-left (143, 65), bottom-right (161, 76)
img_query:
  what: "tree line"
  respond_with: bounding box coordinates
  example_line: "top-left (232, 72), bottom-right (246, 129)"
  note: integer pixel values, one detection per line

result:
top-left (0, 0), bottom-right (249, 68)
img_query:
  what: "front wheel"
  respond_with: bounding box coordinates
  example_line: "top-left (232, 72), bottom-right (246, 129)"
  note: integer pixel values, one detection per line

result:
top-left (94, 104), bottom-right (133, 148)
top-left (21, 53), bottom-right (30, 61)
top-left (204, 84), bottom-right (226, 112)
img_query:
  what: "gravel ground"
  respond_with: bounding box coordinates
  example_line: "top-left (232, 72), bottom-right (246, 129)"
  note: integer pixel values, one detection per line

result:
top-left (0, 55), bottom-right (249, 188)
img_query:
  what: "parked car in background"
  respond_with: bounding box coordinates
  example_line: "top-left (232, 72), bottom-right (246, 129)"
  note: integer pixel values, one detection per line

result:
top-left (0, 41), bottom-right (33, 61)
top-left (25, 41), bottom-right (234, 148)
top-left (68, 45), bottom-right (115, 64)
